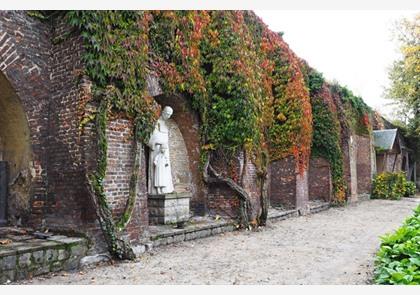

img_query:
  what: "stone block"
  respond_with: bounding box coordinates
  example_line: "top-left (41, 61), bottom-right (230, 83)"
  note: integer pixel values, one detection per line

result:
top-left (173, 234), bottom-right (185, 243)
top-left (64, 256), bottom-right (80, 270)
top-left (185, 232), bottom-right (197, 241)
top-left (148, 192), bottom-right (191, 225)
top-left (45, 249), bottom-right (58, 263)
top-left (80, 254), bottom-right (110, 268)
top-left (31, 250), bottom-right (44, 265)
top-left (15, 269), bottom-right (29, 281)
top-left (199, 229), bottom-right (211, 238)
top-left (222, 225), bottom-right (235, 232)
top-left (152, 239), bottom-right (162, 248)
top-left (18, 253), bottom-right (31, 268)
top-left (145, 243), bottom-right (153, 251)
top-left (160, 238), bottom-right (169, 246)
top-left (50, 261), bottom-right (64, 272)
top-left (70, 244), bottom-right (87, 258)
top-left (212, 227), bottom-right (222, 235)
top-left (0, 269), bottom-right (15, 284)
top-left (33, 265), bottom-right (50, 276)
top-left (58, 249), bottom-right (69, 261)
top-left (132, 245), bottom-right (146, 257)
top-left (0, 255), bottom-right (16, 270)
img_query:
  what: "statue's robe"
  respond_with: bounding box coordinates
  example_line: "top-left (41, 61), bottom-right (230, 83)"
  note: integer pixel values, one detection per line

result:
top-left (147, 117), bottom-right (174, 194)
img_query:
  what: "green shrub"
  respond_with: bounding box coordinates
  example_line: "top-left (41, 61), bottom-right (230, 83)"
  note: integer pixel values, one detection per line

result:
top-left (374, 205), bottom-right (420, 284)
top-left (372, 172), bottom-right (416, 200)
top-left (405, 181), bottom-right (417, 197)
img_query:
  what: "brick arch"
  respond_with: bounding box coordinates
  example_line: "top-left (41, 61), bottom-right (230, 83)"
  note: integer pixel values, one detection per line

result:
top-left (0, 71), bottom-right (33, 224)
top-left (0, 11), bottom-right (51, 226)
top-left (154, 94), bottom-right (207, 215)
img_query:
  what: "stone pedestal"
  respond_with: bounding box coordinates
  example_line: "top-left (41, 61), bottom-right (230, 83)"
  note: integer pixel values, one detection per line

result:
top-left (148, 192), bottom-right (191, 225)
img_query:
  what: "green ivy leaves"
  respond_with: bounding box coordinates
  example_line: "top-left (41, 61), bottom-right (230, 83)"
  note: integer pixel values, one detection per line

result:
top-left (375, 205), bottom-right (420, 284)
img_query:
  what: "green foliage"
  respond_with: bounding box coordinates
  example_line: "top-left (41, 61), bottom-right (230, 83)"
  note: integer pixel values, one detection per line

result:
top-left (27, 11), bottom-right (48, 20)
top-left (302, 67), bottom-right (346, 203)
top-left (307, 70), bottom-right (325, 96)
top-left (385, 14), bottom-right (419, 152)
top-left (374, 205), bottom-right (420, 284)
top-left (330, 83), bottom-right (372, 136)
top-left (88, 100), bottom-right (133, 259)
top-left (268, 52), bottom-right (304, 159)
top-left (311, 95), bottom-right (346, 203)
top-left (65, 11), bottom-right (157, 259)
top-left (67, 11), bottom-right (157, 141)
top-left (372, 172), bottom-right (416, 200)
top-left (149, 11), bottom-right (262, 155)
top-left (200, 12), bottom-right (260, 153)
top-left (405, 181), bottom-right (417, 197)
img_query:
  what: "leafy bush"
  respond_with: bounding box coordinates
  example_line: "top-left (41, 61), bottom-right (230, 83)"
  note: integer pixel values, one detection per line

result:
top-left (405, 181), bottom-right (417, 197)
top-left (372, 172), bottom-right (416, 200)
top-left (374, 205), bottom-right (420, 284)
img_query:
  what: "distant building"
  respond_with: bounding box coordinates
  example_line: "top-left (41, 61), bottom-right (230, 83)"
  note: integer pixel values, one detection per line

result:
top-left (372, 116), bottom-right (418, 186)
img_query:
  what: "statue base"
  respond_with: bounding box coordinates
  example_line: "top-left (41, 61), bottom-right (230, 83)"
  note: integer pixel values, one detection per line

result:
top-left (148, 192), bottom-right (192, 225)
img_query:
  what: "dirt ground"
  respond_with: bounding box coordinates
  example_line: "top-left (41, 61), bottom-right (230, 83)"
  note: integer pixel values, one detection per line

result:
top-left (19, 198), bottom-right (420, 285)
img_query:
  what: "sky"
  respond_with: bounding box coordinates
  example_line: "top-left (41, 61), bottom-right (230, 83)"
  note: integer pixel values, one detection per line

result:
top-left (255, 10), bottom-right (418, 119)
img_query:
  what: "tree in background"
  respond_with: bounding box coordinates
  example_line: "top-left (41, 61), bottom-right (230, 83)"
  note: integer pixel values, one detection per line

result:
top-left (385, 13), bottom-right (420, 159)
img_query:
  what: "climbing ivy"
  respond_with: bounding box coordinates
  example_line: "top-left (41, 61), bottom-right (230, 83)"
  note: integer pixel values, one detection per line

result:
top-left (50, 10), bottom-right (377, 256)
top-left (87, 99), bottom-right (135, 259)
top-left (330, 83), bottom-right (372, 136)
top-left (66, 11), bottom-right (159, 259)
top-left (64, 10), bottom-right (315, 236)
top-left (307, 72), bottom-right (346, 203)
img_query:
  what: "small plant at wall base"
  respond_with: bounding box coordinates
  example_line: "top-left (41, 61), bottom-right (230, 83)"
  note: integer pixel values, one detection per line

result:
top-left (374, 204), bottom-right (420, 285)
top-left (372, 172), bottom-right (416, 200)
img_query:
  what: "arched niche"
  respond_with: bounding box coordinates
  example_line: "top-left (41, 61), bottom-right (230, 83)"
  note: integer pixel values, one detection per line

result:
top-left (153, 93), bottom-right (207, 215)
top-left (0, 72), bottom-right (32, 223)
top-left (167, 118), bottom-right (192, 193)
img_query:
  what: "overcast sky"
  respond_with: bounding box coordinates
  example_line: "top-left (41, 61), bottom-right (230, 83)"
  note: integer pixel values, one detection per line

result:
top-left (255, 10), bottom-right (417, 119)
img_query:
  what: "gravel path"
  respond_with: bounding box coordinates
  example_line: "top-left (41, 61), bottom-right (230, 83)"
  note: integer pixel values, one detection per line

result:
top-left (21, 198), bottom-right (420, 285)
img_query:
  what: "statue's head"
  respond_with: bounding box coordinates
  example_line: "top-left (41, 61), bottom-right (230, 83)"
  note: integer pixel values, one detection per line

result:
top-left (161, 106), bottom-right (173, 120)
top-left (160, 143), bottom-right (168, 153)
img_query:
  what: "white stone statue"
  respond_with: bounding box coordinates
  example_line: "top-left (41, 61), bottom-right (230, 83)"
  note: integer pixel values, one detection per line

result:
top-left (153, 144), bottom-right (171, 194)
top-left (147, 106), bottom-right (174, 194)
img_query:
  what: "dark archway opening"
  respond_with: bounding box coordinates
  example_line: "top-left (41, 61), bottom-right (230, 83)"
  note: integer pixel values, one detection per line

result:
top-left (0, 73), bottom-right (32, 225)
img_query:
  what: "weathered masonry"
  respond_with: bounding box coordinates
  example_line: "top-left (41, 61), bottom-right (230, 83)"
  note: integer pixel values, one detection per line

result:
top-left (0, 11), bottom-right (418, 283)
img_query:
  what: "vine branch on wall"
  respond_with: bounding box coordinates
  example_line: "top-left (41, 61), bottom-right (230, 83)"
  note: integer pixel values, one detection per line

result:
top-left (202, 154), bottom-right (252, 228)
top-left (86, 99), bottom-right (135, 260)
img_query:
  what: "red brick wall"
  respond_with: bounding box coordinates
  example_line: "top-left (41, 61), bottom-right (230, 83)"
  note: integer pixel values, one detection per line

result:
top-left (0, 11), bottom-right (51, 225)
top-left (46, 15), bottom-right (92, 229)
top-left (104, 118), bottom-right (148, 243)
top-left (208, 184), bottom-right (240, 219)
top-left (308, 157), bottom-right (332, 202)
top-left (207, 150), bottom-right (261, 221)
top-left (242, 155), bottom-right (261, 221)
top-left (269, 156), bottom-right (309, 211)
top-left (269, 157), bottom-right (296, 209)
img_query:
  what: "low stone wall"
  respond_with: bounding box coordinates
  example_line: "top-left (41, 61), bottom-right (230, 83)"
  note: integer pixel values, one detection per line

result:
top-left (149, 221), bottom-right (236, 248)
top-left (0, 236), bottom-right (88, 283)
